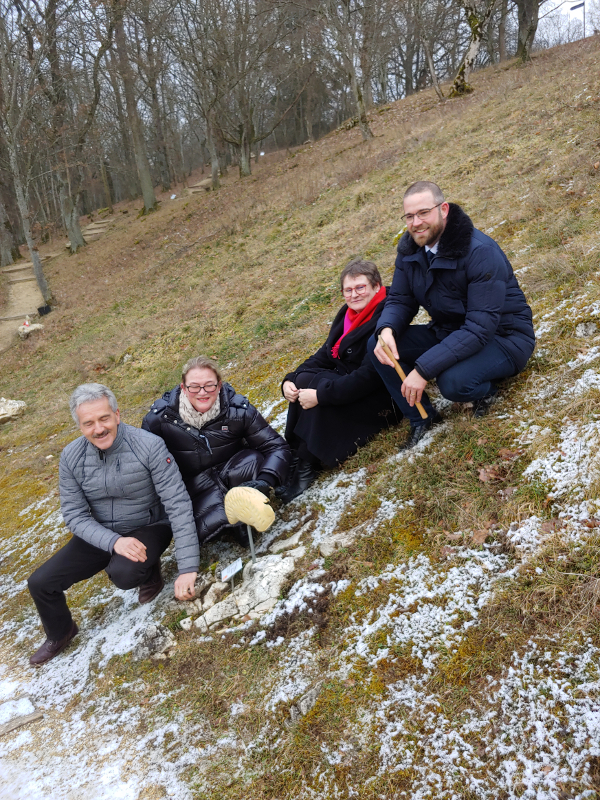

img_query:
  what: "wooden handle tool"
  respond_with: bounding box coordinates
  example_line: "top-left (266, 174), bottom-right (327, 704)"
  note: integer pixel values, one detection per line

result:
top-left (377, 334), bottom-right (428, 420)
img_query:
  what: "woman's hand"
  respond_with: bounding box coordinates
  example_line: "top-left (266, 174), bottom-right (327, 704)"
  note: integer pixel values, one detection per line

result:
top-left (298, 388), bottom-right (318, 409)
top-left (283, 380), bottom-right (300, 402)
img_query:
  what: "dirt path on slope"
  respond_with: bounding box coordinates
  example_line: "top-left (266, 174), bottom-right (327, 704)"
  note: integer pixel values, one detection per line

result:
top-left (0, 262), bottom-right (47, 353)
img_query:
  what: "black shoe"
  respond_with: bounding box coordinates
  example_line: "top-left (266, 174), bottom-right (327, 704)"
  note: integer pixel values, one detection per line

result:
top-left (29, 621), bottom-right (79, 667)
top-left (237, 479), bottom-right (271, 497)
top-left (278, 459), bottom-right (318, 504)
top-left (472, 394), bottom-right (497, 418)
top-left (399, 412), bottom-right (443, 452)
top-left (138, 561), bottom-right (164, 604)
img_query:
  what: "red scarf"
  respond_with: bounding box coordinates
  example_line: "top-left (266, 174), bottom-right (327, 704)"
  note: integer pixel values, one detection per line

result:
top-left (331, 286), bottom-right (387, 359)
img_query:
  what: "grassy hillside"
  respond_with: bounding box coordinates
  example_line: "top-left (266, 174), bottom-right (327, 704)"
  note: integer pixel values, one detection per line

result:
top-left (2, 37), bottom-right (600, 799)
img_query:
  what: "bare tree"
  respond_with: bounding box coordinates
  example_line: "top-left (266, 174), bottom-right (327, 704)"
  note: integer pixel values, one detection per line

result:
top-left (114, 10), bottom-right (157, 212)
top-left (0, 4), bottom-right (51, 301)
top-left (450, 0), bottom-right (498, 95)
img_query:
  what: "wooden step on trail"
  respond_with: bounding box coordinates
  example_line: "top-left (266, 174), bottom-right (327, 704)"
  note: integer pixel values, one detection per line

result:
top-left (1, 264), bottom-right (34, 275)
top-left (0, 311), bottom-right (39, 321)
top-left (8, 276), bottom-right (37, 284)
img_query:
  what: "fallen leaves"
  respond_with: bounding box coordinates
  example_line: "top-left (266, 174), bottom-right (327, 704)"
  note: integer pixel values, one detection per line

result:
top-left (478, 465), bottom-right (503, 482)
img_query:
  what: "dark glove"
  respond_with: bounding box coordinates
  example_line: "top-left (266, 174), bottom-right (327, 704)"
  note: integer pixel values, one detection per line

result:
top-left (238, 480), bottom-right (271, 497)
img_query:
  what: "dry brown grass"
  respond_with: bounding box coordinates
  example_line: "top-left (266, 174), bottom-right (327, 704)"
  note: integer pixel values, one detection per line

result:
top-left (3, 35), bottom-right (600, 800)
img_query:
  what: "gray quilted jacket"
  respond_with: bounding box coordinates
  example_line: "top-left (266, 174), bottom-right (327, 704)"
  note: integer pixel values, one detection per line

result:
top-left (59, 422), bottom-right (199, 575)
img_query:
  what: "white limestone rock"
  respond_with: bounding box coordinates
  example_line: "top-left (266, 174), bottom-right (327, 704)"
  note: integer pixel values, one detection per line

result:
top-left (576, 322), bottom-right (597, 338)
top-left (319, 523), bottom-right (368, 557)
top-left (202, 580), bottom-right (229, 611)
top-left (0, 398), bottom-right (26, 425)
top-left (17, 323), bottom-right (44, 340)
top-left (194, 616), bottom-right (209, 632)
top-left (133, 624), bottom-right (176, 660)
top-left (287, 545), bottom-right (306, 559)
top-left (269, 530), bottom-right (304, 553)
top-left (236, 554), bottom-right (296, 616)
top-left (204, 594), bottom-right (239, 627)
top-left (290, 683), bottom-right (323, 722)
top-left (179, 617), bottom-right (193, 631)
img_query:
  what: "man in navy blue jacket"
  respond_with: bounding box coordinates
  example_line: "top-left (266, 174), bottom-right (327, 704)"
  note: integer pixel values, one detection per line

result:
top-left (371, 181), bottom-right (535, 450)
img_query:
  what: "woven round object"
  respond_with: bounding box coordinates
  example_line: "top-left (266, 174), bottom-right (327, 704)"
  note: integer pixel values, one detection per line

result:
top-left (224, 486), bottom-right (275, 532)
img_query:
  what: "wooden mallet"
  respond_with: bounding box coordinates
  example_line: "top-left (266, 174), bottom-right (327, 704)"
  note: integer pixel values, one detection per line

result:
top-left (377, 334), bottom-right (428, 420)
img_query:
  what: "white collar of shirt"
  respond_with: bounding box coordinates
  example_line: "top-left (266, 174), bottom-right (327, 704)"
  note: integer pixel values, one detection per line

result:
top-left (425, 242), bottom-right (439, 255)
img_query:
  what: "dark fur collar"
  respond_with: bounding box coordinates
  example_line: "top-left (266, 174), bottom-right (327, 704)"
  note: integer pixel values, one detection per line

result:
top-left (397, 203), bottom-right (474, 259)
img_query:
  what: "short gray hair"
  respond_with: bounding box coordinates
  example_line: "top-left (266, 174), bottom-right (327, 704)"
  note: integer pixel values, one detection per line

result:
top-left (69, 383), bottom-right (118, 424)
top-left (404, 181), bottom-right (445, 204)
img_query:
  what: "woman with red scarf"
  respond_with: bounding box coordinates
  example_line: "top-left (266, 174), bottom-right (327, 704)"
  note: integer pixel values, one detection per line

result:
top-left (278, 260), bottom-right (399, 503)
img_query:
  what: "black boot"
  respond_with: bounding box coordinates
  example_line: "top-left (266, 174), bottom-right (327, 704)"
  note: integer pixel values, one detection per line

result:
top-left (275, 451), bottom-right (299, 498)
top-left (472, 393), bottom-right (497, 418)
top-left (399, 412), bottom-right (443, 451)
top-left (277, 458), bottom-right (318, 504)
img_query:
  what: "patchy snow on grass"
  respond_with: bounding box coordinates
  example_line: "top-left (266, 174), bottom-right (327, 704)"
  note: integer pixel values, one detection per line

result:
top-left (371, 638), bottom-right (600, 800)
top-left (343, 549), bottom-right (511, 672)
top-left (524, 420), bottom-right (600, 501)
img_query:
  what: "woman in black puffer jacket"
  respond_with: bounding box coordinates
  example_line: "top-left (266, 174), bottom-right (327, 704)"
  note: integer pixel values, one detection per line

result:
top-left (142, 356), bottom-right (290, 545)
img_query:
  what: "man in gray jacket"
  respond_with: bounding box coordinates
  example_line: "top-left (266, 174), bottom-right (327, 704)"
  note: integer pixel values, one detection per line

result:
top-left (27, 383), bottom-right (200, 666)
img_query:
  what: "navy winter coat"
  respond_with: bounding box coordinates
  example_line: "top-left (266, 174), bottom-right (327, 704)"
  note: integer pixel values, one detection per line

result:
top-left (376, 204), bottom-right (535, 380)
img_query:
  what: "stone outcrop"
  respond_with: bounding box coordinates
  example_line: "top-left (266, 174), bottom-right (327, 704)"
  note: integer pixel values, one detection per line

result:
top-left (133, 624), bottom-right (177, 660)
top-left (0, 398), bottom-right (26, 425)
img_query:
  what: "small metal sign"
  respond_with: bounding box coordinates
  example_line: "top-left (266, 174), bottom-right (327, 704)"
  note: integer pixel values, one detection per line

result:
top-left (221, 557), bottom-right (243, 583)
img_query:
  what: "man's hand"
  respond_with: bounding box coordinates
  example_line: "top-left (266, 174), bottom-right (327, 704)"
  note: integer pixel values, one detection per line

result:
top-left (401, 369), bottom-right (428, 406)
top-left (174, 572), bottom-right (198, 601)
top-left (373, 327), bottom-right (398, 366)
top-left (283, 380), bottom-right (299, 402)
top-left (113, 537), bottom-right (147, 562)
top-left (298, 388), bottom-right (318, 409)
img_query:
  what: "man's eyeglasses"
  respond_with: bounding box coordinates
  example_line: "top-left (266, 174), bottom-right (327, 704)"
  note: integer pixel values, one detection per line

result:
top-left (401, 203), bottom-right (443, 224)
top-left (342, 284), bottom-right (369, 297)
top-left (185, 382), bottom-right (219, 395)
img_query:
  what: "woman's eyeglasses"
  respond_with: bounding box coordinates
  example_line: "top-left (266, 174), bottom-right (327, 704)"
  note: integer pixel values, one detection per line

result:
top-left (185, 383), bottom-right (219, 395)
top-left (342, 284), bottom-right (368, 297)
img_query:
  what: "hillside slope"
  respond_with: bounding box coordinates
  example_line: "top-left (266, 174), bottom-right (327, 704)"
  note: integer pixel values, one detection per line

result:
top-left (1, 37), bottom-right (600, 799)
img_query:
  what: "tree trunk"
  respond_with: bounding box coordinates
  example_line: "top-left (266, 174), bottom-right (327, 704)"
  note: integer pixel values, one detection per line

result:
top-left (106, 51), bottom-right (139, 200)
top-left (6, 141), bottom-right (51, 302)
top-left (58, 169), bottom-right (86, 252)
top-left (499, 0), bottom-right (509, 60)
top-left (422, 36), bottom-right (444, 100)
top-left (0, 196), bottom-right (14, 267)
top-left (239, 128), bottom-right (252, 177)
top-left (515, 0), bottom-right (540, 61)
top-left (349, 65), bottom-right (374, 140)
top-left (205, 117), bottom-right (220, 190)
top-left (60, 177), bottom-right (86, 252)
top-left (100, 160), bottom-right (114, 213)
top-left (115, 20), bottom-right (157, 213)
top-left (451, 0), bottom-right (497, 96)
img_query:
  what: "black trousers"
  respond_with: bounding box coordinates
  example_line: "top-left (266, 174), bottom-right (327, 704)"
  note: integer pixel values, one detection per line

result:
top-left (27, 523), bottom-right (173, 641)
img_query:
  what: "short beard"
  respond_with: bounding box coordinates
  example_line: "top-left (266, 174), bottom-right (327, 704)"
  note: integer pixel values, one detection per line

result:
top-left (409, 210), bottom-right (445, 248)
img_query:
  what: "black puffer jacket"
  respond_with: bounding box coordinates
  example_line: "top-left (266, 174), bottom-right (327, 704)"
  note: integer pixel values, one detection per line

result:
top-left (142, 383), bottom-right (290, 484)
top-left (142, 383), bottom-right (290, 544)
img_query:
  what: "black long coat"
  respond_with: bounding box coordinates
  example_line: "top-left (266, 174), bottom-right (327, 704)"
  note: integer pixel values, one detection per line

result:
top-left (142, 383), bottom-right (290, 542)
top-left (282, 295), bottom-right (398, 466)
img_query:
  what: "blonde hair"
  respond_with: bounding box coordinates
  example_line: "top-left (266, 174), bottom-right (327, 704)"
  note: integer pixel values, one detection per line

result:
top-left (181, 356), bottom-right (222, 384)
